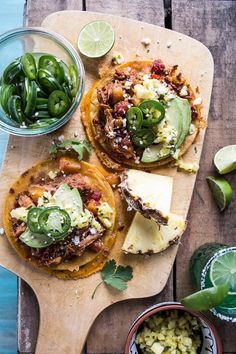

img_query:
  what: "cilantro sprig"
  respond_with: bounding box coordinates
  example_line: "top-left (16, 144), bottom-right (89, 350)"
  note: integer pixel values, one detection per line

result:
top-left (91, 259), bottom-right (133, 299)
top-left (49, 139), bottom-right (91, 160)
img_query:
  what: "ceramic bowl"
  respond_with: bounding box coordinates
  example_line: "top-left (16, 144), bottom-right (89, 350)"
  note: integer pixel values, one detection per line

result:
top-left (125, 302), bottom-right (222, 354)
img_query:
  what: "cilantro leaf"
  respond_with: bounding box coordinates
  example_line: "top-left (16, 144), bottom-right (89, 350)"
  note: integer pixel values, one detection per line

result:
top-left (101, 259), bottom-right (116, 280)
top-left (49, 139), bottom-right (91, 160)
top-left (49, 144), bottom-right (57, 154)
top-left (115, 265), bottom-right (133, 282)
top-left (104, 277), bottom-right (128, 291)
top-left (91, 259), bottom-right (133, 299)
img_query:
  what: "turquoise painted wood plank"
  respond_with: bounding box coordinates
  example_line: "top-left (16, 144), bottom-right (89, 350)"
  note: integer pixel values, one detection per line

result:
top-left (0, 1), bottom-right (25, 353)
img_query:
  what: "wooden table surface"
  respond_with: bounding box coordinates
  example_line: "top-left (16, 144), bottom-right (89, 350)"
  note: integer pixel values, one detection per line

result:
top-left (17, 0), bottom-right (236, 353)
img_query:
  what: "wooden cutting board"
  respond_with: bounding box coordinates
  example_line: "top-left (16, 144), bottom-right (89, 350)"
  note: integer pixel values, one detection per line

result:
top-left (0, 11), bottom-right (213, 354)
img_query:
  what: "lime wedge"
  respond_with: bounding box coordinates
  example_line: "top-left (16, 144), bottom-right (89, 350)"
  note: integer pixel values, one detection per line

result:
top-left (78, 21), bottom-right (115, 58)
top-left (214, 145), bottom-right (236, 174)
top-left (181, 284), bottom-right (229, 311)
top-left (206, 176), bottom-right (233, 211)
top-left (210, 251), bottom-right (236, 295)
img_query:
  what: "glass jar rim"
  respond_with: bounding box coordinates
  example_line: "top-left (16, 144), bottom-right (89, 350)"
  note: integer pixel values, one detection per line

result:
top-left (0, 27), bottom-right (85, 136)
top-left (200, 246), bottom-right (236, 322)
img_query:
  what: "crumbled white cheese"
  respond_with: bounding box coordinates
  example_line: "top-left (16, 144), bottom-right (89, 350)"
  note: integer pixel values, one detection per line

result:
top-left (171, 149), bottom-right (180, 160)
top-left (58, 134), bottom-right (65, 142)
top-left (89, 227), bottom-right (97, 235)
top-left (72, 236), bottom-right (80, 245)
top-left (48, 170), bottom-right (58, 180)
top-left (124, 80), bottom-right (132, 89)
top-left (141, 37), bottom-right (151, 46)
top-left (189, 123), bottom-right (196, 135)
top-left (134, 78), bottom-right (174, 101)
top-left (154, 126), bottom-right (178, 145)
top-left (193, 97), bottom-right (202, 105)
top-left (0, 228), bottom-right (4, 236)
top-left (112, 52), bottom-right (124, 65)
top-left (179, 85), bottom-right (188, 97)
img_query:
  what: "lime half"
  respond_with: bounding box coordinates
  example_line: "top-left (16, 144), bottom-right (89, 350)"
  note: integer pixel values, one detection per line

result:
top-left (181, 284), bottom-right (229, 311)
top-left (214, 145), bottom-right (236, 174)
top-left (78, 21), bottom-right (115, 58)
top-left (210, 251), bottom-right (236, 295)
top-left (206, 176), bottom-right (233, 211)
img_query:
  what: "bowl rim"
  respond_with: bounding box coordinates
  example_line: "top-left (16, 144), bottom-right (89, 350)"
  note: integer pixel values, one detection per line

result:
top-left (124, 301), bottom-right (223, 354)
top-left (0, 26), bottom-right (85, 137)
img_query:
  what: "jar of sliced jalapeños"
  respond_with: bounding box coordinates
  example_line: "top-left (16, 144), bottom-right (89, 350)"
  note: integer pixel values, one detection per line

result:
top-left (0, 52), bottom-right (80, 129)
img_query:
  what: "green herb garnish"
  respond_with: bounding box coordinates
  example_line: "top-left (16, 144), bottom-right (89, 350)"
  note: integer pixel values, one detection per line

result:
top-left (49, 139), bottom-right (91, 160)
top-left (91, 259), bottom-right (133, 299)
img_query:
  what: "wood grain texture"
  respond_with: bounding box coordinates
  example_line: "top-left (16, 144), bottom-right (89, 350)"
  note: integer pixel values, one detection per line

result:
top-left (86, 0), bottom-right (165, 26)
top-left (172, 1), bottom-right (236, 353)
top-left (87, 275), bottom-right (173, 354)
top-left (20, 2), bottom-right (166, 353)
top-left (23, 0), bottom-right (83, 27)
top-left (84, 2), bottom-right (165, 352)
top-left (13, 3), bottom-right (213, 354)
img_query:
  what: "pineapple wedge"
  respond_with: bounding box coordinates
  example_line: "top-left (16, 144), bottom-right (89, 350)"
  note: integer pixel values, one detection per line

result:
top-left (122, 212), bottom-right (186, 254)
top-left (120, 169), bottom-right (173, 225)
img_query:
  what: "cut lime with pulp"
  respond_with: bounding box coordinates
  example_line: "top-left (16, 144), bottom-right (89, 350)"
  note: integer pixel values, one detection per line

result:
top-left (210, 251), bottom-right (236, 295)
top-left (181, 284), bottom-right (229, 311)
top-left (214, 145), bottom-right (236, 174)
top-left (206, 176), bottom-right (233, 211)
top-left (78, 21), bottom-right (115, 58)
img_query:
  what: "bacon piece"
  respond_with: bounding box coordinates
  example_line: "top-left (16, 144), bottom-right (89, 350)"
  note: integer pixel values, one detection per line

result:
top-left (90, 191), bottom-right (101, 201)
top-left (114, 70), bottom-right (127, 81)
top-left (151, 59), bottom-right (165, 75)
top-left (89, 240), bottom-right (110, 257)
top-left (12, 222), bottom-right (26, 239)
top-left (32, 227), bottom-right (105, 267)
top-left (59, 156), bottom-right (81, 174)
top-left (18, 193), bottom-right (34, 208)
top-left (114, 100), bottom-right (129, 116)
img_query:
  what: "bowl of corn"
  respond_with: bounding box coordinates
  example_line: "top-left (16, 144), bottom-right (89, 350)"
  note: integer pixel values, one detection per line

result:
top-left (125, 302), bottom-right (222, 354)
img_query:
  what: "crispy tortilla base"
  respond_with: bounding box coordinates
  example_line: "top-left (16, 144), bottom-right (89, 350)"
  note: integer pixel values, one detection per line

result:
top-left (81, 60), bottom-right (202, 171)
top-left (3, 158), bottom-right (118, 279)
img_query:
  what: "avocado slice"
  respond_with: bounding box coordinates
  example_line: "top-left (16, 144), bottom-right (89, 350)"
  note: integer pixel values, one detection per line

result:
top-left (175, 97), bottom-right (191, 148)
top-left (141, 143), bottom-right (171, 163)
top-left (141, 98), bottom-right (183, 163)
top-left (51, 183), bottom-right (83, 225)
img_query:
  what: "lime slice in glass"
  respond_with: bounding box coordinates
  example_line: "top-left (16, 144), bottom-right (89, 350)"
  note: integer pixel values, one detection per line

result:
top-left (210, 251), bottom-right (236, 295)
top-left (206, 176), bottom-right (233, 211)
top-left (78, 21), bottom-right (115, 58)
top-left (214, 145), bottom-right (236, 174)
top-left (181, 284), bottom-right (229, 311)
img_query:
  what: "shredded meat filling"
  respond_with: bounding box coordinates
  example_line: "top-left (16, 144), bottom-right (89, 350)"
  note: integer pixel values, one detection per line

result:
top-left (31, 227), bottom-right (105, 266)
top-left (94, 59), bottom-right (195, 162)
top-left (11, 172), bottom-right (106, 266)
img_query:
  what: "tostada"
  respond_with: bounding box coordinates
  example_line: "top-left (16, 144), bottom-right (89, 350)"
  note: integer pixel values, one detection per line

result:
top-left (3, 156), bottom-right (117, 279)
top-left (81, 59), bottom-right (202, 170)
